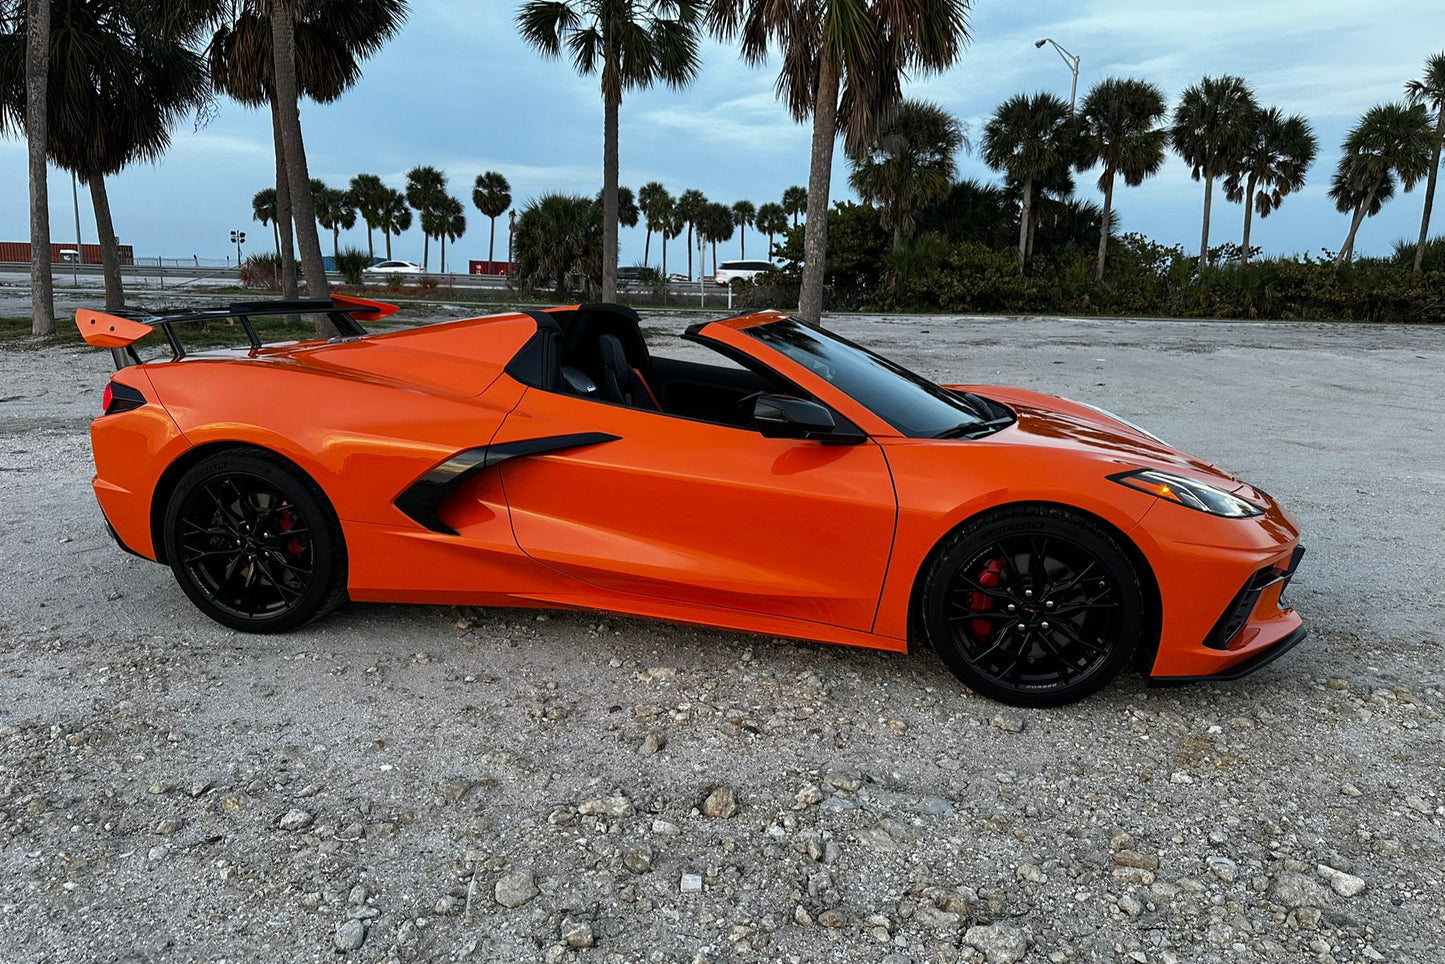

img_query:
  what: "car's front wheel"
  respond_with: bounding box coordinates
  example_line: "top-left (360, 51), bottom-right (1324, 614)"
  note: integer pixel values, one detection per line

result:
top-left (163, 449), bottom-right (348, 633)
top-left (922, 506), bottom-right (1143, 707)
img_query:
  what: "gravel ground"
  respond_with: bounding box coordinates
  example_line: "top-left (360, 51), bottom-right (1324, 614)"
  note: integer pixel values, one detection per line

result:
top-left (1, 307), bottom-right (1443, 964)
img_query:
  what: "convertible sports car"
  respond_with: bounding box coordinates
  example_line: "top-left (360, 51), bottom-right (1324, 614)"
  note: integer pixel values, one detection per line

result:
top-left (78, 297), bottom-right (1306, 707)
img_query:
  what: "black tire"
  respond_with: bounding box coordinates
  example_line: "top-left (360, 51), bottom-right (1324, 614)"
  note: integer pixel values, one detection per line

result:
top-left (921, 506), bottom-right (1142, 707)
top-left (163, 449), bottom-right (348, 633)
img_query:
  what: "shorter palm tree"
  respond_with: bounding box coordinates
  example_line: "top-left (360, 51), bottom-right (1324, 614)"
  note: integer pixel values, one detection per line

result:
top-left (1329, 102), bottom-right (1433, 265)
top-left (1223, 108), bottom-right (1317, 264)
top-left (313, 181), bottom-right (357, 261)
top-left (676, 189), bottom-right (707, 279)
top-left (849, 99), bottom-right (967, 252)
top-left (1074, 78), bottom-right (1168, 279)
top-left (982, 92), bottom-right (1074, 269)
top-left (253, 187), bottom-right (280, 253)
top-left (429, 194), bottom-right (466, 274)
top-left (755, 202), bottom-right (787, 257)
top-left (514, 193), bottom-right (601, 297)
top-left (473, 171), bottom-right (511, 269)
top-left (660, 207), bottom-right (684, 288)
top-left (349, 173), bottom-right (388, 259)
top-left (698, 201), bottom-right (735, 275)
top-left (1172, 75), bottom-right (1259, 270)
top-left (1405, 52), bottom-right (1445, 272)
top-left (731, 200), bottom-right (756, 258)
top-left (406, 165), bottom-right (448, 270)
top-left (638, 181), bottom-right (671, 267)
top-left (376, 188), bottom-right (412, 260)
top-left (781, 185), bottom-right (807, 227)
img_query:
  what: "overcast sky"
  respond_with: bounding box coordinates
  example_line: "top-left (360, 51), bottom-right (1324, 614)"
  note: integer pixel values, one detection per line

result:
top-left (1, 0), bottom-right (1441, 270)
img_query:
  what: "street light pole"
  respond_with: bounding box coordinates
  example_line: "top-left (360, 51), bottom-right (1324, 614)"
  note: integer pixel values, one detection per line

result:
top-left (1034, 38), bottom-right (1081, 111)
top-left (71, 172), bottom-right (82, 285)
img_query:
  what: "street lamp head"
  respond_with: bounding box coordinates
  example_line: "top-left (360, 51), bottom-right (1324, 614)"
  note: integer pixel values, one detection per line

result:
top-left (1034, 38), bottom-right (1048, 48)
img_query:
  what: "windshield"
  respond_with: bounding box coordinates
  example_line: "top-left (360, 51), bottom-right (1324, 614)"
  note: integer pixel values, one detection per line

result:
top-left (745, 318), bottom-right (989, 438)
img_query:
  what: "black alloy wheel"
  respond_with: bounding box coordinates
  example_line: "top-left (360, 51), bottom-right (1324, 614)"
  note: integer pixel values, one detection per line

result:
top-left (923, 506), bottom-right (1143, 707)
top-left (164, 450), bottom-right (348, 633)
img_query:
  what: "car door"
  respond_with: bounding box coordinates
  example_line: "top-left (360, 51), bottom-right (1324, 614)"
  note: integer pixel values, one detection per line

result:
top-left (492, 386), bottom-right (898, 632)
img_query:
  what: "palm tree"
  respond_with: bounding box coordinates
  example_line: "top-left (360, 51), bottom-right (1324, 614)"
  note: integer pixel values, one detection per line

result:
top-left (1072, 78), bottom-right (1168, 279)
top-left (1171, 75), bottom-right (1258, 270)
top-left (638, 181), bottom-right (671, 267)
top-left (313, 182), bottom-right (357, 260)
top-left (514, 193), bottom-right (601, 297)
top-left (781, 184), bottom-right (807, 227)
top-left (1, 0), bottom-right (209, 311)
top-left (848, 99), bottom-right (966, 252)
top-left (518, 0), bottom-right (702, 302)
top-left (1223, 108), bottom-right (1317, 264)
top-left (731, 200), bottom-right (756, 258)
top-left (1328, 102), bottom-right (1433, 265)
top-left (472, 170), bottom-right (511, 269)
top-left (708, 0), bottom-right (972, 323)
top-left (24, 0), bottom-right (51, 333)
top-left (405, 165), bottom-right (447, 270)
top-left (1405, 52), bottom-right (1445, 273)
top-left (615, 185), bottom-right (639, 230)
top-left (675, 188), bottom-right (706, 279)
top-left (206, 0), bottom-right (409, 305)
top-left (981, 92), bottom-right (1074, 269)
top-left (349, 173), bottom-right (387, 259)
top-left (754, 202), bottom-right (787, 256)
top-left (375, 188), bottom-right (412, 261)
top-left (660, 206), bottom-right (683, 289)
top-left (698, 201), bottom-right (735, 275)
top-left (253, 187), bottom-right (281, 253)
top-left (428, 194), bottom-right (465, 274)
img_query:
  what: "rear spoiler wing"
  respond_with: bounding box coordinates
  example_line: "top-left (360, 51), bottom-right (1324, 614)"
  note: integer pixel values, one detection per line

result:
top-left (75, 295), bottom-right (399, 369)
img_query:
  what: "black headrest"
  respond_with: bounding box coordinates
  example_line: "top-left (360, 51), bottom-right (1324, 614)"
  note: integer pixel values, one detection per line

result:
top-left (598, 332), bottom-right (629, 372)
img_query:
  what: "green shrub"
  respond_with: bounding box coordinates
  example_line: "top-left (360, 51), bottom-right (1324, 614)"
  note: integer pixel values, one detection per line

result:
top-left (243, 252), bottom-right (282, 290)
top-left (418, 275), bottom-right (440, 291)
top-left (335, 247), bottom-right (372, 286)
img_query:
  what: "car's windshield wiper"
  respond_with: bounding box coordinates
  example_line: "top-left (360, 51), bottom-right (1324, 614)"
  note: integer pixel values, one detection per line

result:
top-left (934, 415), bottom-right (1015, 440)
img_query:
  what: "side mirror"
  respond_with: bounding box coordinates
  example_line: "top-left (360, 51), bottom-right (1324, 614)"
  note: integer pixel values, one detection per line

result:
top-left (752, 394), bottom-right (860, 443)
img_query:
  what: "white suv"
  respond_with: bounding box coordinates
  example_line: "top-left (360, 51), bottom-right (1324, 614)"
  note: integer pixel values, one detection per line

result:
top-left (713, 260), bottom-right (775, 286)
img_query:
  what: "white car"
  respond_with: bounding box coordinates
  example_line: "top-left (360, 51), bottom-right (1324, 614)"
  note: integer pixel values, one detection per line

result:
top-left (363, 260), bottom-right (424, 275)
top-left (713, 259), bottom-right (775, 286)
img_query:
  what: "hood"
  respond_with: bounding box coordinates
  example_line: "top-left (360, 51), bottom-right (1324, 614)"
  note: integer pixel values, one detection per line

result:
top-left (954, 384), bottom-right (1247, 489)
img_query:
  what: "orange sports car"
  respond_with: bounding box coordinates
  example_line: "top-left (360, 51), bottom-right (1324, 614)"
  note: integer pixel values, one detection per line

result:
top-left (79, 298), bottom-right (1305, 706)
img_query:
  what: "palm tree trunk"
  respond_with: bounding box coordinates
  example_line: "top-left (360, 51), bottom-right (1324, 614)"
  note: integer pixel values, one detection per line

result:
top-left (88, 176), bottom-right (125, 310)
top-left (661, 232), bottom-right (668, 305)
top-left (602, 86), bottom-right (620, 302)
top-left (269, 99), bottom-right (299, 302)
top-left (269, 0), bottom-right (331, 323)
top-left (488, 215), bottom-right (497, 268)
top-left (1240, 173), bottom-right (1258, 265)
top-left (441, 233), bottom-right (447, 275)
top-left (26, 0), bottom-right (53, 336)
top-left (1017, 179), bottom-right (1032, 270)
top-left (366, 224), bottom-right (374, 260)
top-left (272, 220), bottom-right (280, 257)
top-left (1199, 175), bottom-right (1214, 271)
top-left (423, 233), bottom-right (430, 272)
top-left (1413, 107), bottom-right (1444, 273)
top-left (1095, 172), bottom-right (1114, 281)
top-left (798, 51), bottom-right (841, 324)
top-left (686, 225), bottom-right (693, 279)
top-left (739, 225), bottom-right (746, 259)
top-left (643, 227), bottom-right (651, 267)
top-left (332, 228), bottom-right (339, 262)
top-left (384, 229), bottom-right (392, 260)
top-left (1337, 192), bottom-right (1375, 266)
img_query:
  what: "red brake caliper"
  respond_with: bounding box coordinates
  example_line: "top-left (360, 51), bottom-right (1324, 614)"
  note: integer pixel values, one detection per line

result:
top-left (278, 508), bottom-right (307, 557)
top-left (970, 558), bottom-right (1005, 644)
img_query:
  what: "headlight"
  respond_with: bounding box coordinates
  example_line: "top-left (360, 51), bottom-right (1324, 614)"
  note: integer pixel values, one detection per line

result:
top-left (1110, 469), bottom-right (1263, 518)
top-left (1075, 401), bottom-right (1168, 445)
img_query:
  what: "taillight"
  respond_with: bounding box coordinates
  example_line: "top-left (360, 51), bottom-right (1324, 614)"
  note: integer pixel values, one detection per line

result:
top-left (103, 381), bottom-right (146, 415)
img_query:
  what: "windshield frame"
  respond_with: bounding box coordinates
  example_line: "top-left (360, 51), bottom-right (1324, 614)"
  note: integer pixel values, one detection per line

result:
top-left (740, 317), bottom-right (992, 439)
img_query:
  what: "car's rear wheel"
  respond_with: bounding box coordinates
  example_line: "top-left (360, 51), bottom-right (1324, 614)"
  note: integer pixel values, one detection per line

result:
top-left (163, 450), bottom-right (348, 633)
top-left (922, 506), bottom-right (1142, 707)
